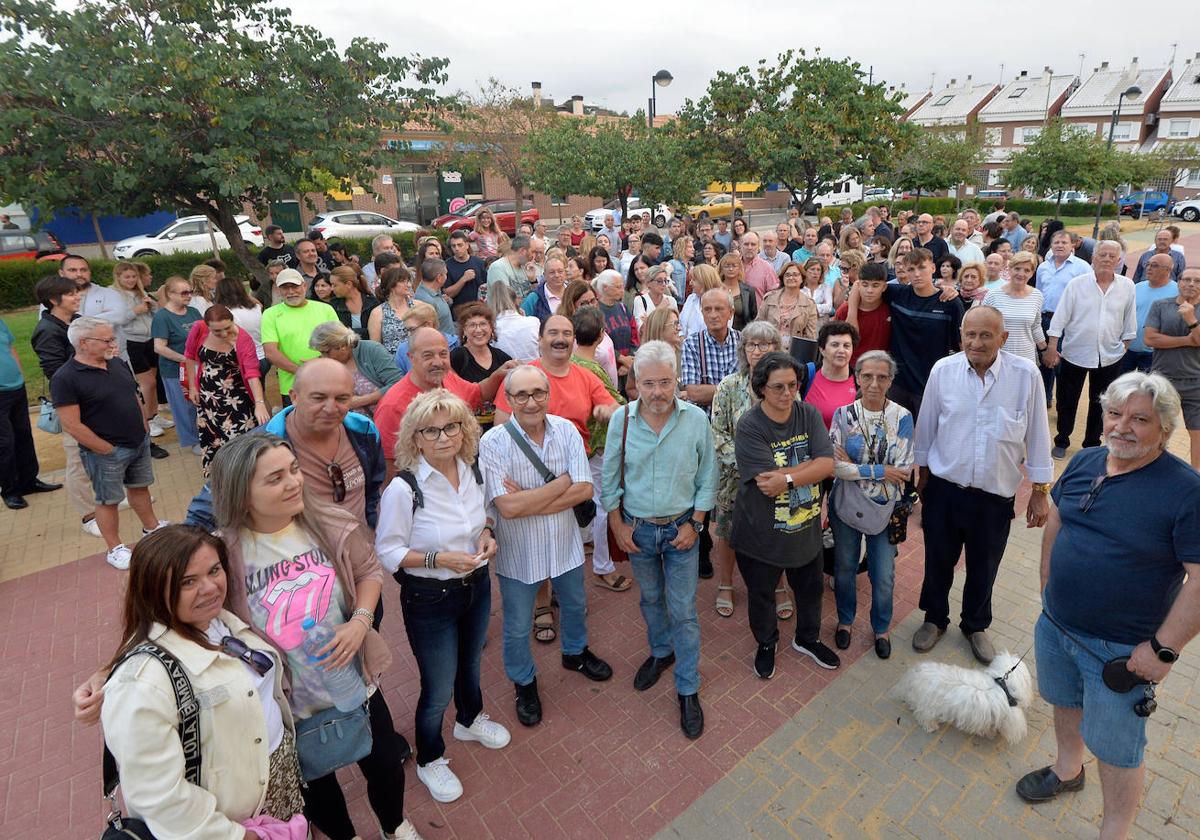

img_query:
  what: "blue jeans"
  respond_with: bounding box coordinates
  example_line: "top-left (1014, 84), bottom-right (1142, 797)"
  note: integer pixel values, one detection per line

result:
top-left (829, 504), bottom-right (897, 635)
top-left (1121, 349), bottom-right (1153, 374)
top-left (498, 565), bottom-right (587, 686)
top-left (398, 570), bottom-right (490, 766)
top-left (625, 513), bottom-right (701, 695)
top-left (161, 377), bottom-right (199, 447)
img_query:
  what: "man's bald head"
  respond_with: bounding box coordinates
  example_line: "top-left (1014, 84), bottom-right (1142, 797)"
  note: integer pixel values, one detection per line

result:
top-left (290, 357), bottom-right (354, 434)
top-left (962, 304), bottom-right (1005, 332)
top-left (407, 326), bottom-right (451, 387)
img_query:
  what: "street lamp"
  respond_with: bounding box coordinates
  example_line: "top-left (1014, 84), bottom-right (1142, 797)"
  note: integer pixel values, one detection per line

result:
top-left (648, 69), bottom-right (673, 128)
top-left (1092, 84), bottom-right (1142, 238)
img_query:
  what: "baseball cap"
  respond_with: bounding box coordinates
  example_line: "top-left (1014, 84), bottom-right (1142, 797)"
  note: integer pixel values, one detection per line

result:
top-left (275, 268), bottom-right (304, 287)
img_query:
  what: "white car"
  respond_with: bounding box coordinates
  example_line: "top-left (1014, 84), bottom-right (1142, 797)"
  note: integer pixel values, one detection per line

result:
top-left (584, 199), bottom-right (671, 231)
top-left (1172, 199), bottom-right (1200, 223)
top-left (112, 215), bottom-right (263, 259)
top-left (307, 211), bottom-right (422, 239)
top-left (862, 188), bottom-right (896, 202)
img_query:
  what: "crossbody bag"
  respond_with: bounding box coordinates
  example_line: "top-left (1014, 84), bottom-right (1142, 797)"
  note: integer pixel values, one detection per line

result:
top-left (503, 421), bottom-right (596, 527)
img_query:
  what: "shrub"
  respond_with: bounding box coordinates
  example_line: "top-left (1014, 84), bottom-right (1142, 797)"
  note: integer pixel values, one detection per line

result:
top-left (0, 229), bottom-right (446, 310)
top-left (845, 197), bottom-right (1116, 219)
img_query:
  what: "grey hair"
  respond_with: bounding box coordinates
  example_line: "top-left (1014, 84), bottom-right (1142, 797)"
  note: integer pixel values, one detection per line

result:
top-left (510, 235), bottom-right (531, 252)
top-left (1095, 240), bottom-right (1123, 257)
top-left (556, 225), bottom-right (571, 235)
top-left (633, 340), bottom-right (678, 379)
top-left (67, 315), bottom-right (111, 348)
top-left (308, 320), bottom-right (359, 353)
top-left (592, 269), bottom-right (624, 296)
top-left (1100, 372), bottom-right (1181, 439)
top-left (854, 349), bottom-right (898, 377)
top-left (503, 363), bottom-right (550, 395)
top-left (736, 320), bottom-right (782, 373)
top-left (371, 233), bottom-right (395, 253)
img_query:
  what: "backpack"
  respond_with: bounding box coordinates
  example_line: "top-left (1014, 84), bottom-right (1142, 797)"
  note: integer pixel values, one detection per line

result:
top-left (397, 461), bottom-right (484, 513)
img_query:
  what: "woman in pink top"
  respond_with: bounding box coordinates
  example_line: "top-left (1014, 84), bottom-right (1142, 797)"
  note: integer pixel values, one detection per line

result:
top-left (804, 321), bottom-right (859, 429)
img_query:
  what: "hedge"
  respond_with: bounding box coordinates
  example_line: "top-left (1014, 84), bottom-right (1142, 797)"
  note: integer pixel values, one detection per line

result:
top-left (842, 197), bottom-right (1117, 218)
top-left (0, 230), bottom-right (446, 311)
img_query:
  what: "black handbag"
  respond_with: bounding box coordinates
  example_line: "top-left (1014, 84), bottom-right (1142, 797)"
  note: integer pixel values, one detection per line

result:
top-left (101, 643), bottom-right (202, 840)
top-left (503, 421), bottom-right (596, 527)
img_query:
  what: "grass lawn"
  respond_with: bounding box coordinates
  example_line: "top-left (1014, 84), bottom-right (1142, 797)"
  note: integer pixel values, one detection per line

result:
top-left (2, 308), bottom-right (43, 405)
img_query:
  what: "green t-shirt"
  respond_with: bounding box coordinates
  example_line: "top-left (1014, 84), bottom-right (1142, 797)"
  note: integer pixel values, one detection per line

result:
top-left (261, 300), bottom-right (337, 394)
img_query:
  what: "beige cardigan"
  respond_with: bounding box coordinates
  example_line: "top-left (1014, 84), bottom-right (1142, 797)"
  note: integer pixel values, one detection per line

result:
top-left (101, 610), bottom-right (293, 840)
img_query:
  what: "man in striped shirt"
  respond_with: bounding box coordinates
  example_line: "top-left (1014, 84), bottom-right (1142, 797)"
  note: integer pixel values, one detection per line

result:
top-left (480, 365), bottom-right (615, 728)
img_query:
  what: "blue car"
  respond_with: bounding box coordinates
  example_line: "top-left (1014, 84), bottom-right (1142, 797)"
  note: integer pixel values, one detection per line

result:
top-left (1117, 191), bottom-right (1173, 218)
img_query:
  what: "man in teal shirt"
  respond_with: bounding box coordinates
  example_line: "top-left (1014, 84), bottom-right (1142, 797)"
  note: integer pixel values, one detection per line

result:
top-left (602, 340), bottom-right (718, 740)
top-left (1, 319), bottom-right (61, 508)
top-left (1125, 253), bottom-right (1179, 373)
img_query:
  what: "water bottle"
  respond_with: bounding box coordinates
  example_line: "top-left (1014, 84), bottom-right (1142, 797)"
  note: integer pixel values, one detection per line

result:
top-left (301, 617), bottom-right (367, 712)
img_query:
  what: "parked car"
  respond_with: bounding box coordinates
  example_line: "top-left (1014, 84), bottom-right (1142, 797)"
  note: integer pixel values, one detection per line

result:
top-left (976, 189), bottom-right (1010, 200)
top-left (1117, 190), bottom-right (1173, 219)
top-left (307, 211), bottom-right (422, 239)
top-left (1046, 190), bottom-right (1090, 204)
top-left (584, 198), bottom-right (671, 230)
top-left (112, 215), bottom-right (264, 259)
top-left (862, 188), bottom-right (896, 203)
top-left (432, 199), bottom-right (539, 235)
top-left (1171, 198), bottom-right (1200, 223)
top-left (685, 194), bottom-right (744, 220)
top-left (0, 230), bottom-right (60, 261)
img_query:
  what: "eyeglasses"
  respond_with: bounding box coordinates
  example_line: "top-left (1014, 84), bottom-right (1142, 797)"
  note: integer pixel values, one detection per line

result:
top-left (326, 462), bottom-right (346, 503)
top-left (416, 421), bottom-right (463, 441)
top-left (1079, 474), bottom-right (1106, 513)
top-left (507, 389), bottom-right (550, 405)
top-left (82, 336), bottom-right (118, 345)
top-left (173, 290), bottom-right (193, 296)
top-left (764, 381), bottom-right (800, 394)
top-left (743, 341), bottom-right (776, 352)
top-left (220, 636), bottom-right (273, 677)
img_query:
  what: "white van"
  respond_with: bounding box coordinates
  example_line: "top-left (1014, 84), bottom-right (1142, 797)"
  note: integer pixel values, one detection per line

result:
top-left (793, 178), bottom-right (864, 212)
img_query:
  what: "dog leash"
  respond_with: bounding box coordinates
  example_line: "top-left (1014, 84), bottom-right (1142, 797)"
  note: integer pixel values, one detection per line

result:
top-left (1041, 610), bottom-right (1158, 717)
top-left (992, 641), bottom-right (1034, 708)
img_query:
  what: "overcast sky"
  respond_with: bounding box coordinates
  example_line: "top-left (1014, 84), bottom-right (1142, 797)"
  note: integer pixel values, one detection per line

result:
top-left (281, 0), bottom-right (1197, 113)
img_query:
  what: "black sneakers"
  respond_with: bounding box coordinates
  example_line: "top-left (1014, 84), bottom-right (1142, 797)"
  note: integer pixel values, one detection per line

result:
top-left (792, 638), bottom-right (841, 670)
top-left (754, 643), bottom-right (776, 679)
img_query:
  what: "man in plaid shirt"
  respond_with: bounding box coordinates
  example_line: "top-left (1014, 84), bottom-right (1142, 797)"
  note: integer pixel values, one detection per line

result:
top-left (681, 288), bottom-right (741, 416)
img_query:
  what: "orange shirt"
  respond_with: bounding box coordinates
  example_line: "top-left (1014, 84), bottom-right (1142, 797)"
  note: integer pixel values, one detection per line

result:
top-left (375, 371), bottom-right (481, 460)
top-left (493, 360), bottom-right (616, 451)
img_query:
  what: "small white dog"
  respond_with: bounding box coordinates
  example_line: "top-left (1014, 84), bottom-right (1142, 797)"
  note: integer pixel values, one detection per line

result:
top-left (890, 651), bottom-right (1033, 744)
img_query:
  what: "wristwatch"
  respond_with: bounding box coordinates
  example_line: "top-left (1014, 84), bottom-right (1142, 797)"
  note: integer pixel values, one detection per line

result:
top-left (1031, 482), bottom-right (1051, 495)
top-left (689, 519), bottom-right (706, 534)
top-left (1187, 321), bottom-right (1199, 331)
top-left (1151, 635), bottom-right (1179, 664)
top-left (785, 474), bottom-right (795, 489)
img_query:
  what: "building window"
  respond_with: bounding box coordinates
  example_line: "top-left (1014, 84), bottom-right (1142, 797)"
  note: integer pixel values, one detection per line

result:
top-left (933, 95), bottom-right (953, 107)
top-left (1016, 126), bottom-right (1041, 144)
top-left (550, 196), bottom-right (569, 206)
top-left (461, 171), bottom-right (483, 199)
top-left (1168, 119), bottom-right (1193, 138)
top-left (1186, 168), bottom-right (1200, 187)
top-left (1008, 87), bottom-right (1027, 98)
top-left (1111, 122), bottom-right (1133, 141)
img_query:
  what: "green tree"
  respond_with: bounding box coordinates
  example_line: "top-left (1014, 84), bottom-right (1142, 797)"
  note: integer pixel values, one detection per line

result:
top-left (888, 126), bottom-right (986, 209)
top-left (677, 50), bottom-right (909, 210)
top-left (0, 0), bottom-right (450, 283)
top-left (1006, 120), bottom-right (1112, 213)
top-left (1139, 141), bottom-right (1199, 201)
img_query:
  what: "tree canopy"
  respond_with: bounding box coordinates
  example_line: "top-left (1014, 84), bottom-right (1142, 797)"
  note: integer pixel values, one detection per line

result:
top-left (888, 126), bottom-right (985, 207)
top-left (0, 0), bottom-right (450, 278)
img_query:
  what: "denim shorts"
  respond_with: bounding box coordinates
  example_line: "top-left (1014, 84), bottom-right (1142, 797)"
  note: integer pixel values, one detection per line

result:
top-left (79, 437), bottom-right (154, 505)
top-left (1034, 613), bottom-right (1148, 768)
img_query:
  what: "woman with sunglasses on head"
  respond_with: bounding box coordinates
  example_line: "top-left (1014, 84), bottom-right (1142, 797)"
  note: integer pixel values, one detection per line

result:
top-left (376, 390), bottom-right (506, 805)
top-left (99, 525), bottom-right (307, 840)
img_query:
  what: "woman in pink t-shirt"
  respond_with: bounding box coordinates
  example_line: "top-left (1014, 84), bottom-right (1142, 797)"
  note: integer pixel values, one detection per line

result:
top-left (804, 321), bottom-right (859, 429)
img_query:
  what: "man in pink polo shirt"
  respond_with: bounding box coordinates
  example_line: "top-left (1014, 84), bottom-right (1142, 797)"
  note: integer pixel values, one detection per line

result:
top-left (739, 231), bottom-right (780, 305)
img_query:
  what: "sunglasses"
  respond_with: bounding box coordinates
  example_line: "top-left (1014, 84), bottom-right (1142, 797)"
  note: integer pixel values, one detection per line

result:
top-left (1079, 474), bottom-right (1106, 512)
top-left (326, 462), bottom-right (346, 503)
top-left (220, 636), bottom-right (273, 677)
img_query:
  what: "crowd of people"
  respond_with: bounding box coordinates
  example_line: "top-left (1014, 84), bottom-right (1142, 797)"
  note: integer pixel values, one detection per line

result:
top-left (0, 201), bottom-right (1192, 840)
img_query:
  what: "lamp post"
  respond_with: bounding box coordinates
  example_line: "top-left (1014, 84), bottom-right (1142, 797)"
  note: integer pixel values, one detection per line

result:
top-left (1092, 84), bottom-right (1142, 238)
top-left (648, 69), bottom-right (673, 128)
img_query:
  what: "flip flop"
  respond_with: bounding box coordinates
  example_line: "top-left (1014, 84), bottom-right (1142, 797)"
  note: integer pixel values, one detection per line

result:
top-left (594, 572), bottom-right (632, 592)
top-left (775, 587), bottom-right (794, 621)
top-left (533, 606), bottom-right (557, 644)
top-left (715, 585), bottom-right (734, 618)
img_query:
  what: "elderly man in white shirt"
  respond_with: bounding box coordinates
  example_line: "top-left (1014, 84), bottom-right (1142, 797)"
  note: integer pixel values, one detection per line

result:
top-left (912, 306), bottom-right (1053, 665)
top-left (1043, 241), bottom-right (1137, 458)
top-left (945, 219), bottom-right (985, 265)
top-left (760, 230), bottom-right (789, 273)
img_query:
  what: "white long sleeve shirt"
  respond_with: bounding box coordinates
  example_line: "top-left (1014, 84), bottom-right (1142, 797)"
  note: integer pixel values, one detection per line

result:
top-left (1047, 273), bottom-right (1137, 368)
top-left (914, 351), bottom-right (1053, 498)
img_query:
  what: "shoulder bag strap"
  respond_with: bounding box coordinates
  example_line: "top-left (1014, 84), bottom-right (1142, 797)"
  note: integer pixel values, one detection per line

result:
top-left (103, 642), bottom-right (201, 798)
top-left (502, 421), bottom-right (556, 484)
top-left (697, 332), bottom-right (708, 384)
top-left (618, 409), bottom-right (630, 514)
top-left (398, 469), bottom-right (423, 513)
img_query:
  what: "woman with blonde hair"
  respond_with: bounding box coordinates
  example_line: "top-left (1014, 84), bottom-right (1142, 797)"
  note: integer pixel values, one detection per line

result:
top-left (887, 237), bottom-right (913, 282)
top-left (760, 260), bottom-right (819, 348)
top-left (981, 250), bottom-right (1046, 366)
top-left (837, 224), bottom-right (866, 259)
top-left (800, 256), bottom-right (834, 326)
top-left (957, 261), bottom-right (989, 307)
top-left (469, 207), bottom-right (502, 259)
top-left (718, 252), bottom-right (757, 330)
top-left (375, 390), bottom-right (505, 804)
top-left (679, 263), bottom-right (722, 338)
top-left (188, 264), bottom-right (219, 315)
top-left (112, 261), bottom-right (161, 435)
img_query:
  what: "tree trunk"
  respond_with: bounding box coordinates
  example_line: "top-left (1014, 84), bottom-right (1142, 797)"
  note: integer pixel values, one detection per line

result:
top-left (90, 213), bottom-right (109, 260)
top-left (1055, 190), bottom-right (1064, 217)
top-left (207, 221), bottom-right (221, 259)
top-left (914, 189), bottom-right (922, 211)
top-left (205, 202), bottom-right (266, 290)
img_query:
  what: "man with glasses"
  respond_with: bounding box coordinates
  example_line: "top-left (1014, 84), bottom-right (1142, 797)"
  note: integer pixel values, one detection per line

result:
top-left (1143, 266), bottom-right (1200, 468)
top-left (520, 255), bottom-right (569, 323)
top-left (51, 317), bottom-right (166, 570)
top-left (603, 340), bottom-right (717, 737)
top-left (912, 213), bottom-right (948, 262)
top-left (480, 364), bottom-right (614, 728)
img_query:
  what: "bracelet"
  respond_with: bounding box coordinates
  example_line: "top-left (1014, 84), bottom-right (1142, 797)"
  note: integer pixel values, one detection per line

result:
top-left (424, 551), bottom-right (438, 570)
top-left (351, 607), bottom-right (374, 626)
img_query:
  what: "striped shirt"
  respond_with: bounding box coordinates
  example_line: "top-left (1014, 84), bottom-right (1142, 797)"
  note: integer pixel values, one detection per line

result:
top-left (981, 287), bottom-right (1046, 366)
top-left (681, 328), bottom-right (741, 415)
top-left (479, 415), bottom-right (592, 584)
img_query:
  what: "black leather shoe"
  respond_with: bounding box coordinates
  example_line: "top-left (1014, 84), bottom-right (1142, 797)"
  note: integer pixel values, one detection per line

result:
top-left (150, 443), bottom-right (170, 460)
top-left (678, 693), bottom-right (704, 739)
top-left (835, 627), bottom-right (851, 650)
top-left (633, 653), bottom-right (675, 691)
top-left (25, 479), bottom-right (61, 493)
top-left (562, 647), bottom-right (613, 682)
top-left (874, 637), bottom-right (892, 659)
top-left (514, 678), bottom-right (542, 727)
top-left (1016, 765), bottom-right (1085, 803)
top-left (3, 494), bottom-right (28, 510)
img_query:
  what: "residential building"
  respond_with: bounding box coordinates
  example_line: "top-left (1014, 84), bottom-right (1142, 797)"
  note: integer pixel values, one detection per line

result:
top-left (976, 67), bottom-right (1079, 190)
top-left (1141, 52), bottom-right (1200, 199)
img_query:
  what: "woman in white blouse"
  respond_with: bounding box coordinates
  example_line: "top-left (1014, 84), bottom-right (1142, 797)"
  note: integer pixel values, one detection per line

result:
top-left (487, 281), bottom-right (541, 362)
top-left (375, 390), bottom-right (506, 806)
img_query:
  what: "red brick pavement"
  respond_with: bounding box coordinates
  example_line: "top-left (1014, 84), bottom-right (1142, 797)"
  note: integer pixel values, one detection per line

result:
top-left (4, 526), bottom-right (933, 840)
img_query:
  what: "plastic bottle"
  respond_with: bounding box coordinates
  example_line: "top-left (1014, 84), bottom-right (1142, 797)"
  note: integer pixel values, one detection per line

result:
top-left (300, 617), bottom-right (367, 712)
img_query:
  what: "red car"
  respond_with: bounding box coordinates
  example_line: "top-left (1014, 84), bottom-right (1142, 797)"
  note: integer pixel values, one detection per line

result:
top-left (432, 199), bottom-right (539, 235)
top-left (0, 230), bottom-right (62, 261)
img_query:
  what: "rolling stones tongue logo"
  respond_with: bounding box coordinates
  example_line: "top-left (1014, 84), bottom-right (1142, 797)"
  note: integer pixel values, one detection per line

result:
top-left (258, 551), bottom-right (336, 650)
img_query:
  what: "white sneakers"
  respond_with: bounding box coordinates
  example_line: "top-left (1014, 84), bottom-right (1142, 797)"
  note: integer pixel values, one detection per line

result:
top-left (142, 520), bottom-right (171, 536)
top-left (148, 419), bottom-right (164, 437)
top-left (82, 518), bottom-right (102, 538)
top-left (382, 820), bottom-right (424, 840)
top-left (416, 757), bottom-right (463, 803)
top-left (106, 545), bottom-right (132, 570)
top-left (453, 713), bottom-right (511, 749)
